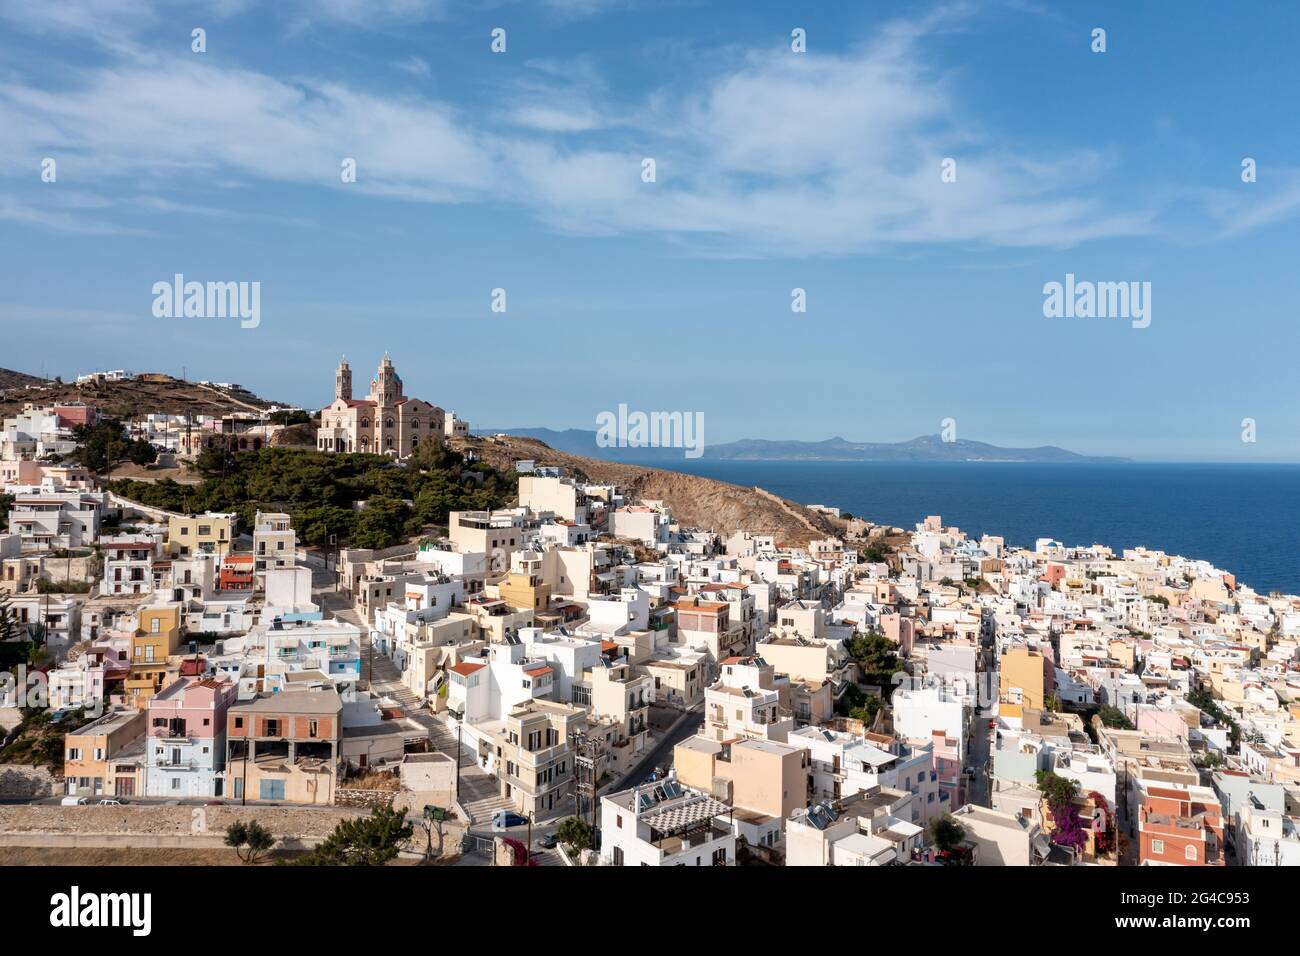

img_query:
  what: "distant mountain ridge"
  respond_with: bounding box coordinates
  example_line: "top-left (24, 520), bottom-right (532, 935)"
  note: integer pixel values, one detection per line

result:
top-left (492, 428), bottom-right (1128, 463)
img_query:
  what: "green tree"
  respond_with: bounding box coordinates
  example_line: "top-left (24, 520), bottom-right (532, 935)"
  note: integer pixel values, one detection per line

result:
top-left (848, 696), bottom-right (884, 726)
top-left (225, 820), bottom-right (277, 863)
top-left (1097, 705), bottom-right (1133, 730)
top-left (0, 593), bottom-right (16, 643)
top-left (296, 504), bottom-right (356, 548)
top-left (109, 446), bottom-right (516, 551)
top-left (194, 445), bottom-right (238, 478)
top-left (71, 418), bottom-right (134, 473)
top-left (269, 409), bottom-right (311, 426)
top-left (834, 681), bottom-right (865, 715)
top-left (860, 542), bottom-right (889, 564)
top-left (1194, 750), bottom-right (1225, 770)
top-left (846, 632), bottom-right (901, 685)
top-left (350, 496), bottom-right (411, 549)
top-left (126, 438), bottom-right (158, 466)
top-left (294, 805), bottom-right (413, 866)
top-left (929, 814), bottom-right (967, 862)
top-left (557, 816), bottom-right (594, 852)
top-left (1036, 770), bottom-right (1079, 809)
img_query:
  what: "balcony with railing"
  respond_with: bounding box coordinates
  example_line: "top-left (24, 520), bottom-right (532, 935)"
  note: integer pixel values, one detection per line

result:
top-left (516, 741), bottom-right (568, 769)
top-left (507, 764), bottom-right (570, 797)
top-left (152, 757), bottom-right (201, 771)
top-left (152, 729), bottom-right (193, 742)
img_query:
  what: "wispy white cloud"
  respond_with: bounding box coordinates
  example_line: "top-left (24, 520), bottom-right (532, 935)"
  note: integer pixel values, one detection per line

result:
top-left (392, 55), bottom-right (432, 78)
top-left (0, 0), bottom-right (157, 55)
top-left (1193, 170), bottom-right (1300, 240)
top-left (0, 3), bottom-right (1263, 254)
top-left (0, 301), bottom-right (143, 329)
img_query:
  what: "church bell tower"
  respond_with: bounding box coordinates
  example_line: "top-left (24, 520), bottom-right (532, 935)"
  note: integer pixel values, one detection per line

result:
top-left (335, 358), bottom-right (352, 401)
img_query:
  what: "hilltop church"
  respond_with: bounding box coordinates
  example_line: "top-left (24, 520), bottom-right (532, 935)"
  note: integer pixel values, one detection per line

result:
top-left (316, 356), bottom-right (445, 457)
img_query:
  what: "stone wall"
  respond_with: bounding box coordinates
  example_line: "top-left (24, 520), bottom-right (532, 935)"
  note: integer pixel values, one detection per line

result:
top-left (0, 802), bottom-right (467, 855)
top-left (0, 764), bottom-right (57, 798)
top-left (335, 788), bottom-right (397, 809)
top-left (0, 804), bottom-right (359, 843)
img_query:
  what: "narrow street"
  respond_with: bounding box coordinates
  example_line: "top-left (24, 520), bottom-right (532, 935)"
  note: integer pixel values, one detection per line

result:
top-left (967, 713), bottom-right (992, 807)
top-left (612, 705), bottom-right (704, 791)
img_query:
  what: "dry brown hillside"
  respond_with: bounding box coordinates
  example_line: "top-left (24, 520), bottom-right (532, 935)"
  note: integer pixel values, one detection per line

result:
top-left (452, 434), bottom-right (848, 547)
top-left (0, 373), bottom-right (284, 420)
top-left (0, 368), bottom-right (47, 391)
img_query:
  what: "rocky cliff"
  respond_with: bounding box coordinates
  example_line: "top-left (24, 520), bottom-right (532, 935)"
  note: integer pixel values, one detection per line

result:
top-left (453, 434), bottom-right (850, 547)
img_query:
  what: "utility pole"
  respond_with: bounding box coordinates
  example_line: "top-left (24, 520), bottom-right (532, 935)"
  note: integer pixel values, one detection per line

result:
top-left (570, 729), bottom-right (601, 841)
top-left (455, 719), bottom-right (463, 800)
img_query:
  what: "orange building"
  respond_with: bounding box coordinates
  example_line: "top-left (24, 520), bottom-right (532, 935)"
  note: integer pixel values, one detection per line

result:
top-left (1137, 783), bottom-right (1224, 866)
top-left (218, 553), bottom-right (255, 591)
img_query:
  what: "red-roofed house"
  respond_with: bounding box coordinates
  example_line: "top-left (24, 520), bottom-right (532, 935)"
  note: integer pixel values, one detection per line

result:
top-left (218, 553), bottom-right (255, 591)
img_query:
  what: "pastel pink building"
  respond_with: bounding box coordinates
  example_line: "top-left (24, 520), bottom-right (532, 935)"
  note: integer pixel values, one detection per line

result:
top-left (53, 404), bottom-right (98, 429)
top-left (1137, 708), bottom-right (1188, 742)
top-left (144, 677), bottom-right (237, 798)
top-left (930, 729), bottom-right (964, 808)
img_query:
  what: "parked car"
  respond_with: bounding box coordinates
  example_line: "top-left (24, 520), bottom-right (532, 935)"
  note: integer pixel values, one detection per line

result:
top-left (60, 796), bottom-right (89, 806)
top-left (492, 810), bottom-right (529, 830)
top-left (97, 798), bottom-right (125, 806)
top-left (537, 833), bottom-right (558, 849)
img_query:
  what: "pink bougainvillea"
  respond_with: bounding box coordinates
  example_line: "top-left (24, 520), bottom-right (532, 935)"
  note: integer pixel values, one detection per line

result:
top-left (1050, 802), bottom-right (1088, 852)
top-left (502, 837), bottom-right (538, 866)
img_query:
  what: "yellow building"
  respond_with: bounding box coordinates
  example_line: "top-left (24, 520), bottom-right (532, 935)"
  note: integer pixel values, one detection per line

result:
top-left (998, 645), bottom-right (1051, 713)
top-left (126, 603), bottom-right (183, 708)
top-left (1108, 639), bottom-right (1136, 671)
top-left (166, 511), bottom-right (235, 558)
top-left (498, 553), bottom-right (552, 613)
top-left (125, 662), bottom-right (172, 711)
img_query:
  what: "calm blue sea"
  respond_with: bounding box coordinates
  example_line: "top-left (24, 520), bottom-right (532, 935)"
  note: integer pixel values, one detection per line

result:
top-left (651, 461), bottom-right (1300, 596)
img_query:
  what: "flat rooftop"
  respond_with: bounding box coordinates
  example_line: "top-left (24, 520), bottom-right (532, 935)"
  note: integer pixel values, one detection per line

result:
top-left (69, 708), bottom-right (140, 738)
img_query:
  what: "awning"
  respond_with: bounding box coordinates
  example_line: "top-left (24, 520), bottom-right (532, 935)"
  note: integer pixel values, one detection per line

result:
top-left (642, 796), bottom-right (730, 834)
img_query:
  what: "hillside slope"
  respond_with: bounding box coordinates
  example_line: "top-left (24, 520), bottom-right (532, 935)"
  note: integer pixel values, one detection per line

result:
top-left (0, 368), bottom-right (47, 391)
top-left (452, 434), bottom-right (846, 547)
top-left (0, 373), bottom-right (284, 420)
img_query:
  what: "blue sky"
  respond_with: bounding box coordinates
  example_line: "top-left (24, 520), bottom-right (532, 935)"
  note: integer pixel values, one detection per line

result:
top-left (1, 0), bottom-right (1299, 460)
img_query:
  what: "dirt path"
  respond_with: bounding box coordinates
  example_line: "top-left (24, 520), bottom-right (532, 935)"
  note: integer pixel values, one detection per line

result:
top-left (751, 486), bottom-right (826, 537)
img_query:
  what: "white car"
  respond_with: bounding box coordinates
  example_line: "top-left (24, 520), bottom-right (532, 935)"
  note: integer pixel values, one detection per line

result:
top-left (97, 798), bottom-right (125, 806)
top-left (60, 796), bottom-right (89, 806)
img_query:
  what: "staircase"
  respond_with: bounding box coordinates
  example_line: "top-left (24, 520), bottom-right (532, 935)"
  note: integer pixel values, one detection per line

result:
top-left (458, 771), bottom-right (514, 823)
